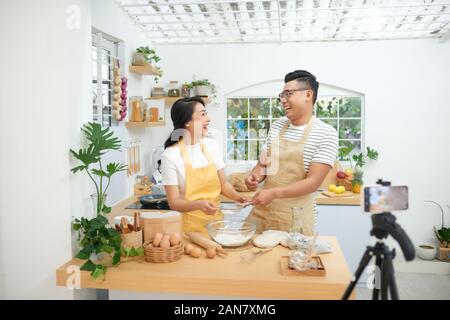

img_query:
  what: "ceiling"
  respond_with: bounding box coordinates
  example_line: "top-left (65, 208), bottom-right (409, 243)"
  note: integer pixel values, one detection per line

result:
top-left (116, 0), bottom-right (450, 44)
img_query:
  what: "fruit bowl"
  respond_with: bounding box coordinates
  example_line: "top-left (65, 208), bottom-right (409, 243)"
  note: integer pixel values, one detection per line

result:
top-left (207, 220), bottom-right (256, 247)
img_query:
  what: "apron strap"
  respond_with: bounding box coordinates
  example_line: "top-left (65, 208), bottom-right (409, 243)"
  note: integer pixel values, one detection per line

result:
top-left (179, 138), bottom-right (214, 167)
top-left (278, 116), bottom-right (315, 143)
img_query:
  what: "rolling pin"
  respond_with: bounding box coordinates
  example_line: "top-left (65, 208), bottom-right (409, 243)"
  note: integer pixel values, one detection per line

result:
top-left (185, 232), bottom-right (228, 255)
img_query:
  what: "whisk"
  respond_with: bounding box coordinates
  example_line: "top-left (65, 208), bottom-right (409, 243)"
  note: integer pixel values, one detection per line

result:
top-left (240, 248), bottom-right (273, 264)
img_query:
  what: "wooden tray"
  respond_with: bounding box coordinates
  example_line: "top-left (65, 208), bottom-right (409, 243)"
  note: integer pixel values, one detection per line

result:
top-left (321, 190), bottom-right (354, 198)
top-left (280, 256), bottom-right (326, 276)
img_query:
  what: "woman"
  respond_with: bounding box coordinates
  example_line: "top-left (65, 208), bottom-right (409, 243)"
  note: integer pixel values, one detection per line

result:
top-left (161, 97), bottom-right (246, 233)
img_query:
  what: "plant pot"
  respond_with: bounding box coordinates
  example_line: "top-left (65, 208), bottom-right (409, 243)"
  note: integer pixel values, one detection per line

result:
top-left (132, 52), bottom-right (149, 66)
top-left (416, 244), bottom-right (437, 260)
top-left (438, 246), bottom-right (450, 261)
top-left (194, 85), bottom-right (209, 96)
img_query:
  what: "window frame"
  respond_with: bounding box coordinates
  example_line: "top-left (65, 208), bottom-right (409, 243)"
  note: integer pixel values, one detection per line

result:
top-left (225, 94), bottom-right (364, 163)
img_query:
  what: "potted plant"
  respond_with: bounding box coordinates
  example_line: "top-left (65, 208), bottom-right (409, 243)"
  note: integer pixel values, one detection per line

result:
top-left (70, 122), bottom-right (127, 279)
top-left (424, 201), bottom-right (450, 261)
top-left (337, 144), bottom-right (379, 193)
top-left (133, 46), bottom-right (160, 66)
top-left (188, 77), bottom-right (217, 99)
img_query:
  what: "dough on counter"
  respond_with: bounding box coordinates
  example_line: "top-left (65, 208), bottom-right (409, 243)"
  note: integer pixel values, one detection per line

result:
top-left (253, 230), bottom-right (288, 248)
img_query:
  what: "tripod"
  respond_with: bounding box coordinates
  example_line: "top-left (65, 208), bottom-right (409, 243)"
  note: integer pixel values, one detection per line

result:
top-left (342, 212), bottom-right (415, 300)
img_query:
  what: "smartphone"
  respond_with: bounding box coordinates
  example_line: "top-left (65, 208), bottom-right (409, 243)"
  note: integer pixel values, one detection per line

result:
top-left (363, 185), bottom-right (409, 213)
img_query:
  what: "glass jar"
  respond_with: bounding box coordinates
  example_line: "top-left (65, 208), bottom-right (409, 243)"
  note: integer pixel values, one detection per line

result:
top-left (151, 87), bottom-right (165, 97)
top-left (167, 81), bottom-right (180, 97)
top-left (181, 83), bottom-right (190, 97)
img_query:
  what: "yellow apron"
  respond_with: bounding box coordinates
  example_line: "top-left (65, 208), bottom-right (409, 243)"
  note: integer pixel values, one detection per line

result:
top-left (179, 139), bottom-right (223, 233)
top-left (247, 116), bottom-right (317, 235)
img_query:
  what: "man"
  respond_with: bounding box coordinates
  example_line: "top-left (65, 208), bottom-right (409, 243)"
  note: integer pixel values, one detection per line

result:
top-left (246, 70), bottom-right (338, 235)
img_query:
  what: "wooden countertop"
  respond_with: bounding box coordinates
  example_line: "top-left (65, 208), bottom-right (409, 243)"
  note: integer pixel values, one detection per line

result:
top-left (56, 235), bottom-right (354, 299)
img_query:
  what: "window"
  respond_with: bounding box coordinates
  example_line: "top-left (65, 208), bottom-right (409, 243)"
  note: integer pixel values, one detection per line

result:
top-left (226, 95), bottom-right (363, 161)
top-left (92, 30), bottom-right (121, 127)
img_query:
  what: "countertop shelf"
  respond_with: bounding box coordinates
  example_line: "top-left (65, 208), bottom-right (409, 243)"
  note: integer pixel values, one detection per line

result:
top-left (125, 121), bottom-right (165, 128)
top-left (129, 65), bottom-right (160, 75)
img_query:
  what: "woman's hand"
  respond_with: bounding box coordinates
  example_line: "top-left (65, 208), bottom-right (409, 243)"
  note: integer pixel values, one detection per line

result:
top-left (251, 189), bottom-right (276, 206)
top-left (196, 201), bottom-right (219, 215)
top-left (235, 195), bottom-right (249, 204)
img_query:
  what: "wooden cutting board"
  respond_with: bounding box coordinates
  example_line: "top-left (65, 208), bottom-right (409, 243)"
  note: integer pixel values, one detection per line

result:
top-left (321, 190), bottom-right (354, 198)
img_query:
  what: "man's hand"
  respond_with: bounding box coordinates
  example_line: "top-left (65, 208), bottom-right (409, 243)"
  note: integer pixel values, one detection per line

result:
top-left (251, 189), bottom-right (276, 206)
top-left (196, 201), bottom-right (219, 215)
top-left (245, 173), bottom-right (260, 191)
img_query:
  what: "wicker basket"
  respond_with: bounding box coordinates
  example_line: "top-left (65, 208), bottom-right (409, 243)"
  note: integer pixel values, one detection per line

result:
top-left (121, 230), bottom-right (143, 250)
top-left (144, 241), bottom-right (184, 263)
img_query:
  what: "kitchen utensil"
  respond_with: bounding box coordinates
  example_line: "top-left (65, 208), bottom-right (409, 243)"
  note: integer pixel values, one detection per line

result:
top-left (185, 232), bottom-right (228, 255)
top-left (240, 248), bottom-right (272, 264)
top-left (219, 202), bottom-right (244, 215)
top-left (280, 256), bottom-right (326, 276)
top-left (139, 194), bottom-right (167, 205)
top-left (134, 211), bottom-right (141, 232)
top-left (137, 144), bottom-right (141, 172)
top-left (127, 223), bottom-right (135, 232)
top-left (127, 147), bottom-right (132, 176)
top-left (206, 220), bottom-right (256, 247)
top-left (121, 217), bottom-right (130, 234)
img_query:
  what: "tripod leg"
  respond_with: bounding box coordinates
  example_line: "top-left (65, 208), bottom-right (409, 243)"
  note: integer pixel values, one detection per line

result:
top-left (380, 257), bottom-right (389, 300)
top-left (384, 254), bottom-right (399, 300)
top-left (372, 255), bottom-right (382, 300)
top-left (342, 248), bottom-right (373, 300)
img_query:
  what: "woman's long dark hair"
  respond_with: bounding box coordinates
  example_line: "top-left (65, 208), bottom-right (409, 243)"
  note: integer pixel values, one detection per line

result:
top-left (164, 96), bottom-right (205, 149)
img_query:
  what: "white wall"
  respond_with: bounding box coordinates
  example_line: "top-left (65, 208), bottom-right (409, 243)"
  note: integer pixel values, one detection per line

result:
top-left (154, 39), bottom-right (450, 249)
top-left (0, 0), bottom-right (92, 299)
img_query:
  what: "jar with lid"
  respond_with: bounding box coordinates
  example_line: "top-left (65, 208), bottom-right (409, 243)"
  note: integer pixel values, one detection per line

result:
top-left (181, 83), bottom-right (190, 97)
top-left (151, 87), bottom-right (165, 97)
top-left (167, 81), bottom-right (180, 97)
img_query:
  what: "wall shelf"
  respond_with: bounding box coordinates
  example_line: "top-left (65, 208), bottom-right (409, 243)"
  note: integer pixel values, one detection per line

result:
top-left (145, 96), bottom-right (211, 107)
top-left (125, 121), bottom-right (165, 128)
top-left (129, 65), bottom-right (159, 75)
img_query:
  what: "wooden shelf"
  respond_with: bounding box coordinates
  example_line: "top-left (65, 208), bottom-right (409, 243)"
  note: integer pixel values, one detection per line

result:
top-left (125, 121), bottom-right (165, 128)
top-left (129, 65), bottom-right (159, 75)
top-left (145, 96), bottom-right (211, 107)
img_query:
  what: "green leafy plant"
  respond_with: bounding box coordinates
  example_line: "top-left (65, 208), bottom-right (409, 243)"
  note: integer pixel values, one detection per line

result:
top-left (136, 46), bottom-right (160, 64)
top-left (70, 122), bottom-right (127, 279)
top-left (188, 77), bottom-right (217, 100)
top-left (135, 46), bottom-right (163, 83)
top-left (338, 144), bottom-right (379, 186)
top-left (121, 247), bottom-right (144, 258)
top-left (425, 201), bottom-right (450, 248)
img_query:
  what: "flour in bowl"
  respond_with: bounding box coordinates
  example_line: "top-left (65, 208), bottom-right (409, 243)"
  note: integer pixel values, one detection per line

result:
top-left (213, 233), bottom-right (250, 246)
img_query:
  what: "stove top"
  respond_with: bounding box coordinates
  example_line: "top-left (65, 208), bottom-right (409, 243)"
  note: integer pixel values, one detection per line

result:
top-left (125, 199), bottom-right (171, 210)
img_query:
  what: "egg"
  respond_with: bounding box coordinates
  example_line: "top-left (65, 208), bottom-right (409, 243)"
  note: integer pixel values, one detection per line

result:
top-left (206, 247), bottom-right (216, 259)
top-left (152, 233), bottom-right (163, 247)
top-left (162, 234), bottom-right (171, 241)
top-left (169, 233), bottom-right (180, 246)
top-left (184, 244), bottom-right (193, 255)
top-left (190, 247), bottom-right (202, 258)
top-left (160, 239), bottom-right (171, 249)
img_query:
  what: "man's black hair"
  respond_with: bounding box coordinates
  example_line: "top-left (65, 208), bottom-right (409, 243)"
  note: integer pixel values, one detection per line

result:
top-left (284, 70), bottom-right (319, 105)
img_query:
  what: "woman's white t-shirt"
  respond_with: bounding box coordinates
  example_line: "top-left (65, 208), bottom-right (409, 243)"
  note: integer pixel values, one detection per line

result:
top-left (161, 138), bottom-right (225, 197)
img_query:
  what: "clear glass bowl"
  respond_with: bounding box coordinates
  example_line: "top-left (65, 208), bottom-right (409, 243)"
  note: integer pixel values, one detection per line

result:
top-left (207, 220), bottom-right (256, 247)
top-left (219, 202), bottom-right (244, 215)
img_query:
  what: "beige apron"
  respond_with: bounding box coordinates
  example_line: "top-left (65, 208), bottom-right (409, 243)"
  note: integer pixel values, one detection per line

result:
top-left (179, 139), bottom-right (223, 233)
top-left (247, 116), bottom-right (316, 235)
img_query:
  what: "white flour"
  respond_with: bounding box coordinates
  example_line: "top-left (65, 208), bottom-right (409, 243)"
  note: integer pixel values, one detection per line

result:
top-left (213, 233), bottom-right (250, 246)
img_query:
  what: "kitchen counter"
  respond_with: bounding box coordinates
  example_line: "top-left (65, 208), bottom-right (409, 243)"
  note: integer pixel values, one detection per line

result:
top-left (56, 235), bottom-right (354, 299)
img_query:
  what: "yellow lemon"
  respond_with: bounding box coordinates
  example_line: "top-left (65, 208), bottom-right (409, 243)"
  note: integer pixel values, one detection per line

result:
top-left (328, 184), bottom-right (337, 192)
top-left (336, 186), bottom-right (346, 194)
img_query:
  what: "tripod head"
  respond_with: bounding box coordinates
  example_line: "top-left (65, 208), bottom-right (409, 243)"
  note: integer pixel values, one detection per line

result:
top-left (370, 179), bottom-right (415, 261)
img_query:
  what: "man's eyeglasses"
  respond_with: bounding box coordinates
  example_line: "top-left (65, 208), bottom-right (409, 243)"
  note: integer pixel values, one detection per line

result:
top-left (277, 88), bottom-right (309, 101)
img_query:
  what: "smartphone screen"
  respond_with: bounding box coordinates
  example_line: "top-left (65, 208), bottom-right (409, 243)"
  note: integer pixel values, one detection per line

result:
top-left (363, 185), bottom-right (409, 213)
